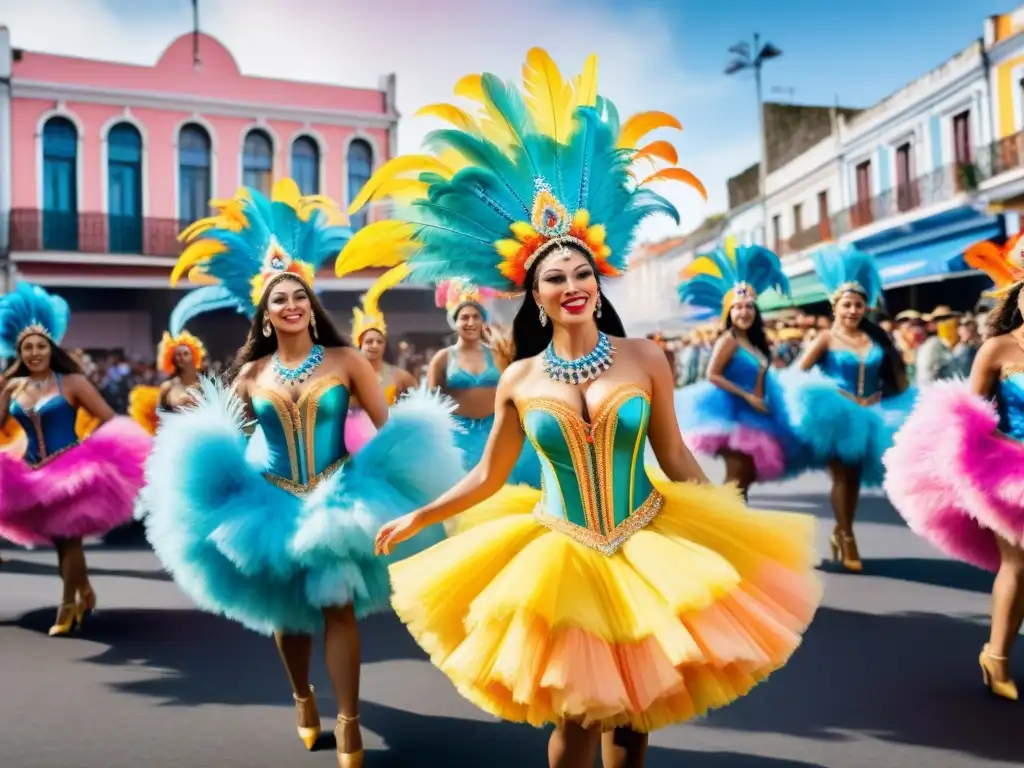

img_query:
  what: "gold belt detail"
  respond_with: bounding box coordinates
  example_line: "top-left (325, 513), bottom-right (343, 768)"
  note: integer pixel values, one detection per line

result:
top-left (532, 490), bottom-right (664, 556)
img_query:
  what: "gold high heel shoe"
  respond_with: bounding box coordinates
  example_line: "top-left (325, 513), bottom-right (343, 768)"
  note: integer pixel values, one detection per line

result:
top-left (980, 645), bottom-right (1018, 701)
top-left (47, 602), bottom-right (81, 637)
top-left (335, 714), bottom-right (364, 768)
top-left (829, 531), bottom-right (863, 572)
top-left (293, 685), bottom-right (321, 750)
top-left (77, 585), bottom-right (97, 626)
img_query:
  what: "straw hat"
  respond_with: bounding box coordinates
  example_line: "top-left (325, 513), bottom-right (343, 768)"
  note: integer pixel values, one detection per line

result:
top-left (923, 305), bottom-right (961, 322)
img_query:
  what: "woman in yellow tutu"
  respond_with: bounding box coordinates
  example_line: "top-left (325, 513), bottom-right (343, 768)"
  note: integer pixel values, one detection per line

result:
top-left (336, 48), bottom-right (822, 767)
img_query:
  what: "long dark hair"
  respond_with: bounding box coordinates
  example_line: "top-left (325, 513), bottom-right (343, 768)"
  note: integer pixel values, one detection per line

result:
top-left (988, 283), bottom-right (1024, 338)
top-left (724, 307), bottom-right (772, 359)
top-left (227, 276), bottom-right (349, 381)
top-left (4, 335), bottom-right (84, 379)
top-left (511, 255), bottom-right (627, 362)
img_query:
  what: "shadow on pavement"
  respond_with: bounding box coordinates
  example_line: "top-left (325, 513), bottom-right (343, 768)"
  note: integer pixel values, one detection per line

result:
top-left (354, 700), bottom-right (828, 768)
top-left (0, 556), bottom-right (170, 583)
top-left (749, 491), bottom-right (905, 527)
top-left (702, 607), bottom-right (1018, 763)
top-left (864, 557), bottom-right (993, 594)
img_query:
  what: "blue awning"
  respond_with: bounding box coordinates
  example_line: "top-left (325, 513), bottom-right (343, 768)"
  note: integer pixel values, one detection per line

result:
top-left (870, 224), bottom-right (1004, 287)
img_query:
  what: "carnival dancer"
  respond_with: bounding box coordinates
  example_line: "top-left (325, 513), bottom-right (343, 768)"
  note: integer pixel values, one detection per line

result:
top-left (781, 245), bottom-right (911, 572)
top-left (346, 265), bottom-right (418, 452)
top-left (675, 242), bottom-right (804, 498)
top-left (139, 179), bottom-right (464, 765)
top-left (336, 47), bottom-right (821, 767)
top-left (0, 282), bottom-right (151, 635)
top-left (422, 279), bottom-right (541, 487)
top-left (884, 236), bottom-right (1024, 701)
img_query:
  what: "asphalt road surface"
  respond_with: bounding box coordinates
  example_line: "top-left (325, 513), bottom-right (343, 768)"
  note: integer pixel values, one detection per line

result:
top-left (2, 464), bottom-right (1021, 768)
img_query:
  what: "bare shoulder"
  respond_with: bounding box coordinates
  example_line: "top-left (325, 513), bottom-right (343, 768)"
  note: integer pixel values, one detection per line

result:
top-left (617, 336), bottom-right (665, 363)
top-left (236, 359), bottom-right (265, 383)
top-left (979, 334), bottom-right (1015, 361)
top-left (501, 356), bottom-right (534, 384)
top-left (327, 346), bottom-right (361, 364)
top-left (62, 372), bottom-right (90, 390)
top-left (429, 347), bottom-right (450, 367)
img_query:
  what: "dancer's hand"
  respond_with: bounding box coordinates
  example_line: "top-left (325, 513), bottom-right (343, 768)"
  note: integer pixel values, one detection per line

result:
top-left (375, 512), bottom-right (425, 556)
top-left (745, 393), bottom-right (769, 413)
top-left (861, 392), bottom-right (882, 406)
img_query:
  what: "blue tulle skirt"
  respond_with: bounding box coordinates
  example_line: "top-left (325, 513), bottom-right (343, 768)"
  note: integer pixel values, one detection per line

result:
top-left (778, 368), bottom-right (917, 487)
top-left (675, 375), bottom-right (808, 482)
top-left (138, 380), bottom-right (464, 635)
top-left (453, 413), bottom-right (542, 488)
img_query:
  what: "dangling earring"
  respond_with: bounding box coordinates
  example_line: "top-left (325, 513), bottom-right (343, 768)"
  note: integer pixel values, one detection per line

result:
top-left (538, 305), bottom-right (548, 327)
top-left (310, 314), bottom-right (319, 340)
top-left (262, 314), bottom-right (273, 338)
top-left (595, 294), bottom-right (603, 319)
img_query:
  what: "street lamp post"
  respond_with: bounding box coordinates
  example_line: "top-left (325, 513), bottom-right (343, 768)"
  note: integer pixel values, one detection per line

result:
top-left (725, 34), bottom-right (782, 249)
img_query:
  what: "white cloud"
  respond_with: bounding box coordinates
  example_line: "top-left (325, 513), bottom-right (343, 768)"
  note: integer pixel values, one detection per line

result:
top-left (0, 0), bottom-right (756, 240)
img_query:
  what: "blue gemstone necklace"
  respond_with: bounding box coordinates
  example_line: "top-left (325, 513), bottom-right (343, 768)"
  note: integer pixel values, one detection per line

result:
top-left (543, 331), bottom-right (615, 385)
top-left (273, 344), bottom-right (325, 385)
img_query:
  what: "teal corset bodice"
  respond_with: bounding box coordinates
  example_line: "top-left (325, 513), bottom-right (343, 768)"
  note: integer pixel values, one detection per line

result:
top-left (997, 372), bottom-right (1024, 441)
top-left (723, 346), bottom-right (766, 393)
top-left (819, 345), bottom-right (883, 398)
top-left (251, 377), bottom-right (351, 494)
top-left (9, 375), bottom-right (79, 465)
top-left (520, 384), bottom-right (661, 555)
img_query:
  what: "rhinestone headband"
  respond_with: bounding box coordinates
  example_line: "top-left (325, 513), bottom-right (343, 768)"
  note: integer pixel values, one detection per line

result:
top-left (524, 237), bottom-right (598, 273)
top-left (831, 281), bottom-right (866, 304)
top-left (16, 323), bottom-right (53, 346)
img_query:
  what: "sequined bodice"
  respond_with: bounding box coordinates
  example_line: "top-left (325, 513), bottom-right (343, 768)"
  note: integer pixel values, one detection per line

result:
top-left (518, 384), bottom-right (660, 555)
top-left (251, 377), bottom-right (351, 494)
top-left (997, 372), bottom-right (1024, 441)
top-left (447, 346), bottom-right (500, 390)
top-left (724, 346), bottom-right (767, 392)
top-left (819, 345), bottom-right (883, 398)
top-left (9, 375), bottom-right (79, 465)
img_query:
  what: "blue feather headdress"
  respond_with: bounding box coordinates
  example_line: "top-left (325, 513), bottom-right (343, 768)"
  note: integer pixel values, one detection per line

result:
top-left (170, 178), bottom-right (353, 317)
top-left (333, 48), bottom-right (706, 293)
top-left (811, 244), bottom-right (884, 308)
top-left (677, 241), bottom-right (790, 319)
top-left (0, 282), bottom-right (70, 357)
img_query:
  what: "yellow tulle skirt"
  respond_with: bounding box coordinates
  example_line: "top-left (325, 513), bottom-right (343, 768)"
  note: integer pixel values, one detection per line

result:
top-left (390, 472), bottom-right (821, 733)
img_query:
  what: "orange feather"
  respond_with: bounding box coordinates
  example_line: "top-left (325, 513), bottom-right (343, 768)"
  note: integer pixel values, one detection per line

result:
top-left (640, 167), bottom-right (707, 200)
top-left (617, 111), bottom-right (683, 150)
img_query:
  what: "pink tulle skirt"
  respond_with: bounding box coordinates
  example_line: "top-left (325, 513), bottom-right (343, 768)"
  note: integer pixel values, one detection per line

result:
top-left (0, 416), bottom-right (151, 546)
top-left (883, 381), bottom-right (1024, 572)
top-left (344, 408), bottom-right (376, 455)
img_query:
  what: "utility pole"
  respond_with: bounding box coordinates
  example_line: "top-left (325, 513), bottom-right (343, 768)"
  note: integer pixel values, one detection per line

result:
top-left (725, 34), bottom-right (782, 248)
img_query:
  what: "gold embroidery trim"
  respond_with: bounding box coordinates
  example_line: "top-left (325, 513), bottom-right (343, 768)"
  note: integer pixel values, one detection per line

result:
top-left (533, 490), bottom-right (664, 556)
top-left (28, 439), bottom-right (80, 469)
top-left (533, 399), bottom-right (599, 532)
top-left (263, 457), bottom-right (347, 497)
top-left (1001, 363), bottom-right (1024, 380)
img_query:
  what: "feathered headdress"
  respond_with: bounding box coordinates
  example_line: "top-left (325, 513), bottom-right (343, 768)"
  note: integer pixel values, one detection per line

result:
top-left (965, 232), bottom-right (1024, 297)
top-left (435, 279), bottom-right (496, 327)
top-left (352, 264), bottom-right (410, 343)
top-left (171, 178), bottom-right (352, 315)
top-left (678, 239), bottom-right (790, 321)
top-left (333, 48), bottom-right (705, 294)
top-left (0, 282), bottom-right (70, 357)
top-left (810, 244), bottom-right (884, 308)
top-left (156, 330), bottom-right (207, 376)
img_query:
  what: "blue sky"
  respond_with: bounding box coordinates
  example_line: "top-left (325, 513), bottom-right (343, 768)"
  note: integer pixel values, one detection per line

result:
top-left (1, 0), bottom-right (1016, 238)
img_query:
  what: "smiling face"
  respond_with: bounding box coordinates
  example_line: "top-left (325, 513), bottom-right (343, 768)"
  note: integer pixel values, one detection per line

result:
top-left (455, 304), bottom-right (484, 342)
top-left (18, 333), bottom-right (53, 375)
top-left (729, 295), bottom-right (757, 331)
top-left (173, 344), bottom-right (196, 373)
top-left (532, 247), bottom-right (598, 329)
top-left (360, 329), bottom-right (386, 361)
top-left (265, 277), bottom-right (313, 337)
top-left (834, 291), bottom-right (867, 331)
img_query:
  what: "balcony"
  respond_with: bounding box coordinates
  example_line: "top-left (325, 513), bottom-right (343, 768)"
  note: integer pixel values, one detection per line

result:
top-left (9, 209), bottom-right (186, 257)
top-left (976, 130), bottom-right (1024, 186)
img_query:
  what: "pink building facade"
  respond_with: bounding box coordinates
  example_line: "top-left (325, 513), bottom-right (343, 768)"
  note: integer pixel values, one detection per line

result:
top-left (0, 29), bottom-right (448, 358)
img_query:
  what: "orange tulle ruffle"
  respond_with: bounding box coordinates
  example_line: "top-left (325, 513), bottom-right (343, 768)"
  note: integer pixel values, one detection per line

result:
top-left (388, 473), bottom-right (821, 732)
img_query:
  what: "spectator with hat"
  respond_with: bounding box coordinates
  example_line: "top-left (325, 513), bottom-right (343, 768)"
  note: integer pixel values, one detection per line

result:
top-left (915, 305), bottom-right (961, 386)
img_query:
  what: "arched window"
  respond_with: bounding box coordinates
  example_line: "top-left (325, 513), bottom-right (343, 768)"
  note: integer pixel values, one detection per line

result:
top-left (107, 123), bottom-right (143, 253)
top-left (347, 139), bottom-right (373, 232)
top-left (242, 129), bottom-right (273, 195)
top-left (292, 136), bottom-right (320, 196)
top-left (178, 124), bottom-right (212, 227)
top-left (42, 116), bottom-right (79, 250)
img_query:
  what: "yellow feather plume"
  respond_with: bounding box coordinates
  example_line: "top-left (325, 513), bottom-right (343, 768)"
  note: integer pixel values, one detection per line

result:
top-left (452, 73), bottom-right (516, 151)
top-left (347, 154), bottom-right (454, 215)
top-left (128, 386), bottom-right (161, 436)
top-left (680, 255), bottom-right (723, 280)
top-left (574, 54), bottom-right (599, 108)
top-left (416, 103), bottom-right (482, 135)
top-left (186, 266), bottom-right (219, 285)
top-left (352, 264), bottom-right (410, 342)
top-left (640, 167), bottom-right (708, 200)
top-left (75, 409), bottom-right (101, 439)
top-left (0, 417), bottom-right (26, 458)
top-left (617, 111), bottom-right (683, 150)
top-left (335, 221), bottom-right (420, 278)
top-left (522, 48), bottom-right (575, 143)
top-left (171, 239), bottom-right (227, 285)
